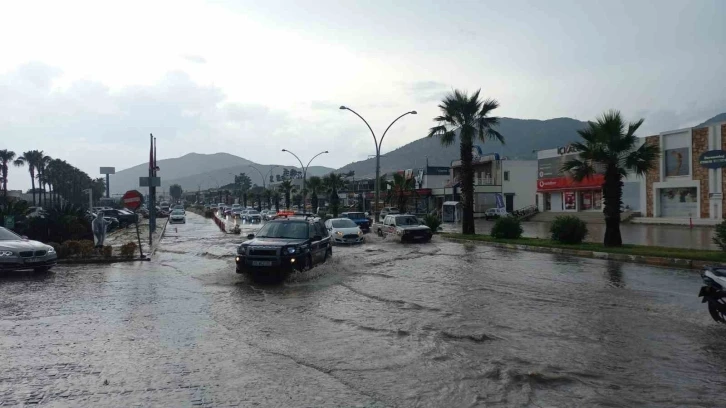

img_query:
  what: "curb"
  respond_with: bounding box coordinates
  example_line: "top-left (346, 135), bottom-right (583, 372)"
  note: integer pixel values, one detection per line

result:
top-left (58, 257), bottom-right (150, 265)
top-left (442, 237), bottom-right (718, 270)
top-left (149, 217), bottom-right (169, 257)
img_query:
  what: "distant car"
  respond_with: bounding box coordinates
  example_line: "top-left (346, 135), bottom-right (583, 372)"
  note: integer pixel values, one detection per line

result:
top-left (169, 209), bottom-right (186, 224)
top-left (244, 210), bottom-right (262, 223)
top-left (379, 207), bottom-right (400, 219)
top-left (173, 204), bottom-right (185, 214)
top-left (325, 218), bottom-right (364, 245)
top-left (376, 214), bottom-right (432, 243)
top-left (0, 227), bottom-right (57, 273)
top-left (340, 212), bottom-right (370, 233)
top-left (103, 209), bottom-right (138, 227)
top-left (484, 208), bottom-right (510, 220)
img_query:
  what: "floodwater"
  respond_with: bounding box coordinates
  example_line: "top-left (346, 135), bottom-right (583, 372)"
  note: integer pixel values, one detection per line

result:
top-left (441, 219), bottom-right (719, 250)
top-left (1, 213), bottom-right (725, 407)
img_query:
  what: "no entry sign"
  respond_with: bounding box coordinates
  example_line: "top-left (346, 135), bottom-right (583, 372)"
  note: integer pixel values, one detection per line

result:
top-left (122, 190), bottom-right (144, 211)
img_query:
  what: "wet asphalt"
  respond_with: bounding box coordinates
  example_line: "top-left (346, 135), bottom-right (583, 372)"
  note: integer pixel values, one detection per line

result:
top-left (1, 213), bottom-right (726, 407)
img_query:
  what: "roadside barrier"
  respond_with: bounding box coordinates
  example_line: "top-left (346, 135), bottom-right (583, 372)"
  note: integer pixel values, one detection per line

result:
top-left (212, 211), bottom-right (226, 232)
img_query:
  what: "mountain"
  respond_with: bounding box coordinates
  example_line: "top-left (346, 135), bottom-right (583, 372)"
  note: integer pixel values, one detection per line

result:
top-left (109, 152), bottom-right (334, 194)
top-left (334, 117), bottom-right (589, 178)
top-left (697, 113), bottom-right (726, 128)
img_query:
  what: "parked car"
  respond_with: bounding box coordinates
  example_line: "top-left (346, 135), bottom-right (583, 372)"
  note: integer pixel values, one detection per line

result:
top-left (173, 204), bottom-right (185, 214)
top-left (340, 212), bottom-right (370, 233)
top-left (169, 209), bottom-right (186, 224)
top-left (484, 208), bottom-right (510, 220)
top-left (235, 217), bottom-right (332, 281)
top-left (103, 209), bottom-right (138, 227)
top-left (379, 207), bottom-right (400, 219)
top-left (376, 214), bottom-right (432, 243)
top-left (0, 227), bottom-right (57, 273)
top-left (325, 218), bottom-right (364, 245)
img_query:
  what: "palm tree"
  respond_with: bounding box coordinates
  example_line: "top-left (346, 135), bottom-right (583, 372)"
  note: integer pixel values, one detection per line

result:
top-left (0, 149), bottom-right (16, 199)
top-left (169, 184), bottom-right (183, 202)
top-left (387, 172), bottom-right (416, 213)
top-left (324, 173), bottom-right (346, 217)
top-left (563, 110), bottom-right (659, 247)
top-left (307, 176), bottom-right (323, 214)
top-left (278, 180), bottom-right (295, 210)
top-left (428, 89), bottom-right (504, 235)
top-left (15, 150), bottom-right (46, 206)
top-left (263, 188), bottom-right (273, 210)
top-left (36, 154), bottom-right (52, 207)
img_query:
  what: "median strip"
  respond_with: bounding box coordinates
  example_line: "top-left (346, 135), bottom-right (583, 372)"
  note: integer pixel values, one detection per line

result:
top-left (441, 233), bottom-right (726, 270)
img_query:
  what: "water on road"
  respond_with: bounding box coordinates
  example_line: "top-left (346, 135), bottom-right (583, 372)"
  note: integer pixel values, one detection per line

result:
top-left (2, 213), bottom-right (725, 407)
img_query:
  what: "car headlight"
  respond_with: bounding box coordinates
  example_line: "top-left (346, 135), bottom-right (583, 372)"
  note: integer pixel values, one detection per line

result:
top-left (47, 246), bottom-right (56, 253)
top-left (286, 247), bottom-right (297, 254)
top-left (0, 250), bottom-right (14, 257)
top-left (335, 231), bottom-right (343, 236)
top-left (358, 230), bottom-right (363, 236)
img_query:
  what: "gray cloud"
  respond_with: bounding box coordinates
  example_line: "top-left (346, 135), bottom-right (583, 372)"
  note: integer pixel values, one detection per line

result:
top-left (402, 80), bottom-right (450, 103)
top-left (181, 54), bottom-right (207, 64)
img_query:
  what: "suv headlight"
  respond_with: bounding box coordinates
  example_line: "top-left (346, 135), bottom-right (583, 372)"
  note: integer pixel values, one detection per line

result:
top-left (0, 250), bottom-right (14, 257)
top-left (335, 231), bottom-right (343, 236)
top-left (47, 246), bottom-right (56, 253)
top-left (285, 247), bottom-right (297, 254)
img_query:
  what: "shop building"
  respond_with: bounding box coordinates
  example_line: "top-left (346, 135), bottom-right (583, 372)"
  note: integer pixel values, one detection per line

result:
top-left (645, 121), bottom-right (726, 219)
top-left (535, 144), bottom-right (645, 213)
top-left (447, 147), bottom-right (537, 217)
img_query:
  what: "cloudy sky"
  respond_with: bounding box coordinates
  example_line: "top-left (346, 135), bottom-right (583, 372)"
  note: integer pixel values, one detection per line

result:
top-left (2, 0), bottom-right (724, 190)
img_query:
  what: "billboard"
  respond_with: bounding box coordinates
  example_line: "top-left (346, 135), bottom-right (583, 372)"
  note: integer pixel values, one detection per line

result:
top-left (537, 154), bottom-right (605, 191)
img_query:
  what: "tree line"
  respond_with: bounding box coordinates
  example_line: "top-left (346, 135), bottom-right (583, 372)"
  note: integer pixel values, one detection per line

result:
top-left (0, 149), bottom-right (105, 207)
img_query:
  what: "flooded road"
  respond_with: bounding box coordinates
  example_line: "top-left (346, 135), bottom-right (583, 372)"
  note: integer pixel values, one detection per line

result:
top-left (2, 213), bottom-right (725, 407)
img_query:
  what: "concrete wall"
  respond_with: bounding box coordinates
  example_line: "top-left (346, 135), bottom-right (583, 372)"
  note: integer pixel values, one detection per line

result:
top-left (502, 160), bottom-right (537, 210)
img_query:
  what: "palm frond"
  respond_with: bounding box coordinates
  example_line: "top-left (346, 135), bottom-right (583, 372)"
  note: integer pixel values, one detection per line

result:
top-left (561, 158), bottom-right (597, 182)
top-left (624, 142), bottom-right (660, 177)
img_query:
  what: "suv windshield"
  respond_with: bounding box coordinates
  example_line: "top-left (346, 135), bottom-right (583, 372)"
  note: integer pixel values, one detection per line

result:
top-left (0, 228), bottom-right (21, 240)
top-left (256, 221), bottom-right (309, 239)
top-left (332, 219), bottom-right (357, 228)
top-left (345, 212), bottom-right (365, 219)
top-left (396, 216), bottom-right (420, 226)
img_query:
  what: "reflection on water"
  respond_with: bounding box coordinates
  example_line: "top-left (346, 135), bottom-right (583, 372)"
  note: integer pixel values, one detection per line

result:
top-left (605, 260), bottom-right (625, 288)
top-left (442, 220), bottom-right (718, 250)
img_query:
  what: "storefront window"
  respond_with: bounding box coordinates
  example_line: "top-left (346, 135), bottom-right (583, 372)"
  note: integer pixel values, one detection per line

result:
top-left (564, 191), bottom-right (576, 210)
top-left (544, 193), bottom-right (551, 211)
top-left (593, 191), bottom-right (602, 210)
top-left (580, 191), bottom-right (593, 210)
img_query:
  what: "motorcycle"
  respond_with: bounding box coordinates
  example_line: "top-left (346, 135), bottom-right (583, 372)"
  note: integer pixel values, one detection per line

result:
top-left (698, 266), bottom-right (726, 323)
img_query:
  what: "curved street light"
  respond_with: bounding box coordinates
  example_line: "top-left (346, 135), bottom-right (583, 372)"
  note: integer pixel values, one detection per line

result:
top-left (281, 149), bottom-right (329, 209)
top-left (246, 165), bottom-right (279, 190)
top-left (339, 106), bottom-right (417, 221)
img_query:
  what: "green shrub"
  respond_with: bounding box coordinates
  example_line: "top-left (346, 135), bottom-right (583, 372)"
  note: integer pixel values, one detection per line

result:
top-left (423, 214), bottom-right (442, 234)
top-left (79, 240), bottom-right (95, 258)
top-left (102, 245), bottom-right (113, 258)
top-left (713, 221), bottom-right (726, 251)
top-left (550, 215), bottom-right (588, 244)
top-left (490, 217), bottom-right (523, 239)
top-left (203, 209), bottom-right (214, 218)
top-left (120, 242), bottom-right (138, 258)
top-left (63, 240), bottom-right (82, 256)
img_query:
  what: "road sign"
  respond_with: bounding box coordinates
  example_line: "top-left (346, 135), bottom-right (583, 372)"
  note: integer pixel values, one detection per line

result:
top-left (100, 167), bottom-right (116, 175)
top-left (122, 190), bottom-right (144, 210)
top-left (3, 215), bottom-right (15, 229)
top-left (139, 177), bottom-right (161, 187)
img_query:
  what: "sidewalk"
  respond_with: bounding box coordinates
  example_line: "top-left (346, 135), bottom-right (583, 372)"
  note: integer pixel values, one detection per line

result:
top-left (104, 218), bottom-right (168, 256)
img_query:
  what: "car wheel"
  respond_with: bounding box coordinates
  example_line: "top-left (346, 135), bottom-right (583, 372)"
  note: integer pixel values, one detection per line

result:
top-left (377, 228), bottom-right (383, 237)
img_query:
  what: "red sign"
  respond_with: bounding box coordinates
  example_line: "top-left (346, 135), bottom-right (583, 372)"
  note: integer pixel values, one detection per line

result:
top-left (537, 174), bottom-right (604, 191)
top-left (122, 190), bottom-right (144, 210)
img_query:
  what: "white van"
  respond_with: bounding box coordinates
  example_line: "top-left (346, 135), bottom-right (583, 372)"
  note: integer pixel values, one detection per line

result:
top-left (484, 208), bottom-right (510, 220)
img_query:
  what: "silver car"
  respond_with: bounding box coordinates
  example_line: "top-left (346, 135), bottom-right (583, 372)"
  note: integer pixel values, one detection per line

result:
top-left (0, 227), bottom-right (57, 273)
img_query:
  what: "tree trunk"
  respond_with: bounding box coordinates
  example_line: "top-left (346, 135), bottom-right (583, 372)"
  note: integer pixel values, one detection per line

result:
top-left (602, 166), bottom-right (623, 247)
top-left (30, 170), bottom-right (36, 206)
top-left (311, 191), bottom-right (319, 214)
top-left (459, 140), bottom-right (475, 235)
top-left (285, 191), bottom-right (291, 210)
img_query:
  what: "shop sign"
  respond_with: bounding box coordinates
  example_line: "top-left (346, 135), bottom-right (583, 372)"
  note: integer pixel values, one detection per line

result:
top-left (537, 174), bottom-right (604, 191)
top-left (699, 150), bottom-right (726, 169)
top-left (557, 145), bottom-right (579, 155)
top-left (710, 193), bottom-right (723, 199)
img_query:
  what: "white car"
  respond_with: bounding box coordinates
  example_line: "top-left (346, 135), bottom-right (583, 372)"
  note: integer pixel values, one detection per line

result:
top-left (0, 227), bottom-right (57, 273)
top-left (484, 208), bottom-right (510, 220)
top-left (325, 218), bottom-right (364, 245)
top-left (379, 207), bottom-right (400, 219)
top-left (169, 209), bottom-right (186, 224)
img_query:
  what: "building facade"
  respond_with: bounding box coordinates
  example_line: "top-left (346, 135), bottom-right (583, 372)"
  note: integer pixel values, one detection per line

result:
top-left (535, 144), bottom-right (646, 214)
top-left (645, 121), bottom-right (726, 219)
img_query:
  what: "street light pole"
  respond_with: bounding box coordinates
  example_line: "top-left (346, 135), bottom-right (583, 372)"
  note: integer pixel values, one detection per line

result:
top-left (339, 106), bottom-right (417, 222)
top-left (281, 149), bottom-right (328, 210)
top-left (247, 165), bottom-right (279, 190)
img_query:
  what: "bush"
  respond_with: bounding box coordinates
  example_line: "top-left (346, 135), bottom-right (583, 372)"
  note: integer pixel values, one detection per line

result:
top-left (550, 215), bottom-right (588, 244)
top-left (120, 242), bottom-right (138, 258)
top-left (713, 221), bottom-right (726, 251)
top-left (102, 245), bottom-right (113, 258)
top-left (63, 240), bottom-right (82, 256)
top-left (423, 214), bottom-right (442, 233)
top-left (79, 240), bottom-right (95, 258)
top-left (204, 209), bottom-right (214, 218)
top-left (490, 217), bottom-right (523, 239)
